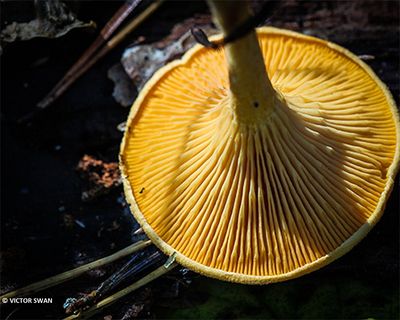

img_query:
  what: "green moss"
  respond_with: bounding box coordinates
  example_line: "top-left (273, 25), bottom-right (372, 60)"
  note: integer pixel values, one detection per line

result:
top-left (156, 275), bottom-right (399, 319)
top-left (260, 282), bottom-right (299, 318)
top-left (339, 281), bottom-right (399, 319)
top-left (298, 284), bottom-right (338, 319)
top-left (167, 280), bottom-right (268, 319)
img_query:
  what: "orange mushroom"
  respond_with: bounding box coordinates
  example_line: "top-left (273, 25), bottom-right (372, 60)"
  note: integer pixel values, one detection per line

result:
top-left (120, 1), bottom-right (399, 284)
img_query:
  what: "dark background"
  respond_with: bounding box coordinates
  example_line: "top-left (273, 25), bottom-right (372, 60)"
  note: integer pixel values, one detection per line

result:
top-left (1, 1), bottom-right (399, 319)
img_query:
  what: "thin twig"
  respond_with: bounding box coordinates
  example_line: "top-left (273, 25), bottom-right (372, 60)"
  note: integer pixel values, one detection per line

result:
top-left (64, 259), bottom-right (178, 320)
top-left (36, 0), bottom-right (143, 110)
top-left (45, 0), bottom-right (164, 104)
top-left (4, 307), bottom-right (21, 320)
top-left (64, 250), bottom-right (164, 314)
top-left (22, 0), bottom-right (163, 124)
top-left (0, 239), bottom-right (152, 300)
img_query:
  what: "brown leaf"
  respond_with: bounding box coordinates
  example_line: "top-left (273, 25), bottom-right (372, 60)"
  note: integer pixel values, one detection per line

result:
top-left (76, 155), bottom-right (121, 202)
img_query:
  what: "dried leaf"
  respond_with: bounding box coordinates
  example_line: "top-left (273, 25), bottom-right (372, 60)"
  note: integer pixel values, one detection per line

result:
top-left (108, 64), bottom-right (137, 108)
top-left (76, 155), bottom-right (121, 202)
top-left (1, 0), bottom-right (95, 43)
top-left (121, 23), bottom-right (216, 91)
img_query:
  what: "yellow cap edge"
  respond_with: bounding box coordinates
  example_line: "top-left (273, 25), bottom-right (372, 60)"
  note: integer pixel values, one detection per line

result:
top-left (119, 27), bottom-right (400, 284)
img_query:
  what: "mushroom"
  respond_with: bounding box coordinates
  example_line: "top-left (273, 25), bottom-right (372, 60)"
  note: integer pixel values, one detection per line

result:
top-left (120, 0), bottom-right (399, 284)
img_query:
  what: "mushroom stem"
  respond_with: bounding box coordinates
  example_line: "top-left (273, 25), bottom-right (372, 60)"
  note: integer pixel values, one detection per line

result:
top-left (207, 0), bottom-right (277, 123)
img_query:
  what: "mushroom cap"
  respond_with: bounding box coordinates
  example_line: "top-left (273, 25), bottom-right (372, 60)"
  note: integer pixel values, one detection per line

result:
top-left (120, 27), bottom-right (400, 284)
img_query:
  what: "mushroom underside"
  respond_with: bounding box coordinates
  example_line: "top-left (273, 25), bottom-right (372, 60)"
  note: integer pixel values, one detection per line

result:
top-left (121, 28), bottom-right (399, 283)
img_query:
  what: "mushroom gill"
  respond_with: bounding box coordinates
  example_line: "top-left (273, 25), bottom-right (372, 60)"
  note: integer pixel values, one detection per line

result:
top-left (120, 26), bottom-right (399, 283)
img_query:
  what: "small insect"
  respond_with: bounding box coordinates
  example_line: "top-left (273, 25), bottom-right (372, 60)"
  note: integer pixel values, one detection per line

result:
top-left (191, 27), bottom-right (221, 49)
top-left (139, 187), bottom-right (145, 194)
top-left (191, 0), bottom-right (279, 50)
